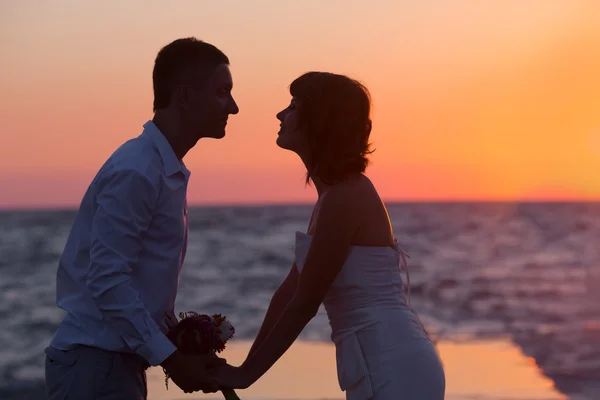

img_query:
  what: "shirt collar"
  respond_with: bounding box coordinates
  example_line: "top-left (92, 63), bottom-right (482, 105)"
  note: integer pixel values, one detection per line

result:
top-left (141, 120), bottom-right (190, 178)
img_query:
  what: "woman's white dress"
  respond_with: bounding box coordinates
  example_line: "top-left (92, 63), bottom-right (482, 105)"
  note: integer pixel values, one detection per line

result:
top-left (295, 231), bottom-right (445, 400)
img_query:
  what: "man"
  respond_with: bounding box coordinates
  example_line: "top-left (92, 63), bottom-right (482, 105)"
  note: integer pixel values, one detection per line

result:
top-left (44, 37), bottom-right (239, 399)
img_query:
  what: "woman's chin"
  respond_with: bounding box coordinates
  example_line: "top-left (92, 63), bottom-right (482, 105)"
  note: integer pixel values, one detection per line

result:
top-left (276, 136), bottom-right (302, 156)
top-left (275, 135), bottom-right (288, 149)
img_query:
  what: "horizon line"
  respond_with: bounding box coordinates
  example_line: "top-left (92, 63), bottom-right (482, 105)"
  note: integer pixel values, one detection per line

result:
top-left (1, 198), bottom-right (599, 212)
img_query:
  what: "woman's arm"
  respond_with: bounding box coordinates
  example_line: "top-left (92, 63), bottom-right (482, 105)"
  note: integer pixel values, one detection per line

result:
top-left (247, 265), bottom-right (299, 358)
top-left (215, 185), bottom-right (363, 388)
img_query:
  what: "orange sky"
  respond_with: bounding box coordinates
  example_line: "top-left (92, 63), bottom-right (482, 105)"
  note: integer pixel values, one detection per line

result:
top-left (1, 1), bottom-right (600, 208)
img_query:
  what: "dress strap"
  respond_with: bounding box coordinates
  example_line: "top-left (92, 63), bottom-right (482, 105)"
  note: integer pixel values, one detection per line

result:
top-left (393, 239), bottom-right (412, 308)
top-left (393, 239), bottom-right (431, 338)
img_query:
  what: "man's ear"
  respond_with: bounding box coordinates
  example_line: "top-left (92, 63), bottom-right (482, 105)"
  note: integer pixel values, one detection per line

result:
top-left (175, 85), bottom-right (191, 110)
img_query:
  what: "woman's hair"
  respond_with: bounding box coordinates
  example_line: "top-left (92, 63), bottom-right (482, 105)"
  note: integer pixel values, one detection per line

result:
top-left (289, 72), bottom-right (374, 185)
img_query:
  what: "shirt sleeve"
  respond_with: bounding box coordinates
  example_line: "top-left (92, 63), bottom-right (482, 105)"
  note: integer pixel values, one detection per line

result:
top-left (87, 168), bottom-right (176, 366)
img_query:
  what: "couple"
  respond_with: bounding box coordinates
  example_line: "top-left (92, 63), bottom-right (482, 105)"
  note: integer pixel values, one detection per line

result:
top-left (44, 37), bottom-right (445, 399)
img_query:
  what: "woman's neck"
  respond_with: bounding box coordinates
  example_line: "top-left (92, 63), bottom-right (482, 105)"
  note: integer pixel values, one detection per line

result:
top-left (312, 173), bottom-right (363, 198)
top-left (313, 178), bottom-right (329, 198)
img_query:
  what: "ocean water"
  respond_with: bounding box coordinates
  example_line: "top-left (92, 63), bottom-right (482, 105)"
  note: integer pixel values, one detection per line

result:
top-left (0, 202), bottom-right (598, 399)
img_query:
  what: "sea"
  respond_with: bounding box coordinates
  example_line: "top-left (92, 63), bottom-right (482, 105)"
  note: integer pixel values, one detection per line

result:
top-left (0, 202), bottom-right (598, 399)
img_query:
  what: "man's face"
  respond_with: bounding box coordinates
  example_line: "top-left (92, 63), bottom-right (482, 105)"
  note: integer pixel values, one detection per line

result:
top-left (183, 64), bottom-right (239, 141)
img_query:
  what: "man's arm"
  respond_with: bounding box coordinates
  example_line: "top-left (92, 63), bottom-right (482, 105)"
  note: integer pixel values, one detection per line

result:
top-left (87, 168), bottom-right (176, 366)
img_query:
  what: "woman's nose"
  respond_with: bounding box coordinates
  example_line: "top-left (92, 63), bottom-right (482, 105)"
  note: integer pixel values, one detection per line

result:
top-left (276, 109), bottom-right (286, 121)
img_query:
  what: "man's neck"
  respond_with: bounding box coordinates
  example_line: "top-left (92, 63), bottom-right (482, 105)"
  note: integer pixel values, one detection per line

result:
top-left (152, 115), bottom-right (192, 160)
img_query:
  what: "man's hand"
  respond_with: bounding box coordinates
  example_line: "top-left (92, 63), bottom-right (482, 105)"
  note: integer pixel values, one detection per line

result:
top-left (164, 312), bottom-right (178, 330)
top-left (161, 350), bottom-right (227, 393)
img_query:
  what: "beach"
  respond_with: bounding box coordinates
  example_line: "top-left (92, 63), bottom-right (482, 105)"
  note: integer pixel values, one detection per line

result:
top-left (147, 340), bottom-right (564, 400)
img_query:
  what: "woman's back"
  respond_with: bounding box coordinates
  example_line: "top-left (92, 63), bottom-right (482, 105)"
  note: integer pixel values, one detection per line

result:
top-left (308, 175), bottom-right (393, 243)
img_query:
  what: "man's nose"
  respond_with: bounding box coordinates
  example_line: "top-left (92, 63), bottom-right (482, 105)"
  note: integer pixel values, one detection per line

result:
top-left (229, 97), bottom-right (239, 115)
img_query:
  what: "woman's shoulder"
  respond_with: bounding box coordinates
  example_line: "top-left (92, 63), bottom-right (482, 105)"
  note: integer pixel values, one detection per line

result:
top-left (327, 174), bottom-right (377, 200)
top-left (317, 175), bottom-right (381, 220)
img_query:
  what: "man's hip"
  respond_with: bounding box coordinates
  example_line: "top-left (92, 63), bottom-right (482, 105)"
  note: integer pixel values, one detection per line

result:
top-left (44, 345), bottom-right (149, 400)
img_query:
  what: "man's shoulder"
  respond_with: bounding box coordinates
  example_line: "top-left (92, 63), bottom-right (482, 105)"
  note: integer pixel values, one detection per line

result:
top-left (110, 136), bottom-right (162, 172)
top-left (96, 136), bottom-right (164, 185)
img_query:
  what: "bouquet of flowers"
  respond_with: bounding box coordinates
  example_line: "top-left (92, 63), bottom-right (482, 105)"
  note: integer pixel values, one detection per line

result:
top-left (164, 311), bottom-right (240, 400)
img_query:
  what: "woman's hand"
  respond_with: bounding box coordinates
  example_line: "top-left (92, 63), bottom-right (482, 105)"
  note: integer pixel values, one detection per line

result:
top-left (211, 363), bottom-right (253, 390)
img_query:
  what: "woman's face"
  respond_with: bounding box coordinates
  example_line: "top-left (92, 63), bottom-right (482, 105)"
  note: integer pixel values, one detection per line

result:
top-left (276, 98), bottom-right (309, 157)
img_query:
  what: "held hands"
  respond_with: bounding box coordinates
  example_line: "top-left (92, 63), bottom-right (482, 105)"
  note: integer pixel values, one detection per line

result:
top-left (161, 349), bottom-right (253, 394)
top-left (161, 350), bottom-right (227, 393)
top-left (211, 363), bottom-right (253, 390)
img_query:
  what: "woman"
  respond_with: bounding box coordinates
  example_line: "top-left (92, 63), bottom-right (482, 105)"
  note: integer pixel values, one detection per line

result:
top-left (213, 72), bottom-right (446, 399)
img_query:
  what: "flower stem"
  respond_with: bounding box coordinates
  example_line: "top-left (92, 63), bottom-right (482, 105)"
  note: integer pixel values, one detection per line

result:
top-left (221, 387), bottom-right (241, 400)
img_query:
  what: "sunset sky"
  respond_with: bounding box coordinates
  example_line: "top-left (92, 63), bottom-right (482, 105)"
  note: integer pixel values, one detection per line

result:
top-left (1, 1), bottom-right (600, 208)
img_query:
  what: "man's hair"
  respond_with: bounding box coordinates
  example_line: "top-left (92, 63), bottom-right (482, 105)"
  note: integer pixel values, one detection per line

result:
top-left (152, 37), bottom-right (229, 111)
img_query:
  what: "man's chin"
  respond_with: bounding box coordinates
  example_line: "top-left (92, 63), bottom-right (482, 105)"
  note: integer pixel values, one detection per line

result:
top-left (200, 130), bottom-right (226, 140)
top-left (210, 128), bottom-right (226, 139)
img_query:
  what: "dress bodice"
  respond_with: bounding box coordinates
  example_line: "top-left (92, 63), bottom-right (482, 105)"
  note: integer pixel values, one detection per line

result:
top-left (294, 231), bottom-right (431, 399)
top-left (295, 232), bottom-right (445, 400)
top-left (295, 231), bottom-right (413, 331)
